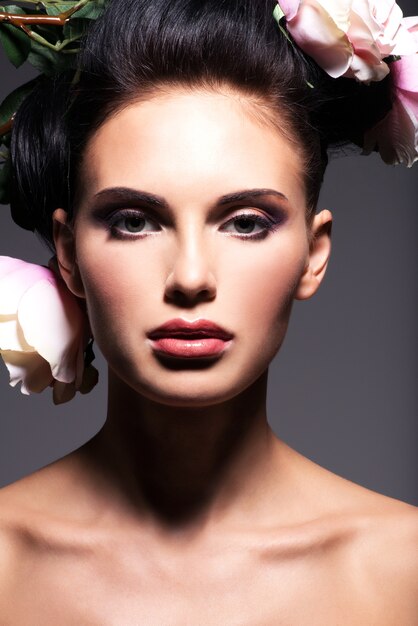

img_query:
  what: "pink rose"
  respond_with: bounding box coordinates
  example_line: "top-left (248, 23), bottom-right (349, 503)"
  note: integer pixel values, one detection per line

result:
top-left (363, 53), bottom-right (418, 166)
top-left (276, 0), bottom-right (418, 82)
top-left (0, 256), bottom-right (98, 404)
top-left (354, 2), bottom-right (418, 57)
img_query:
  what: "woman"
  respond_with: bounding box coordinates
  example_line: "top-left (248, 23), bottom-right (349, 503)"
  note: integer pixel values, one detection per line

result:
top-left (0, 0), bottom-right (417, 622)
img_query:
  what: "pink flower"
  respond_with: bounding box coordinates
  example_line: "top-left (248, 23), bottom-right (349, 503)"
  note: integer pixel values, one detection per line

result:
top-left (275, 0), bottom-right (418, 82)
top-left (0, 256), bottom-right (98, 404)
top-left (363, 53), bottom-right (418, 166)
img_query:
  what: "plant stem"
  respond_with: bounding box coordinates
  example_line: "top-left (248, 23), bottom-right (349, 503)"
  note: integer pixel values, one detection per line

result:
top-left (0, 0), bottom-right (90, 28)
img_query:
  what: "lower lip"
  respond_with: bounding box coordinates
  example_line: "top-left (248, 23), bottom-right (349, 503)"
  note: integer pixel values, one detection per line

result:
top-left (150, 337), bottom-right (231, 358)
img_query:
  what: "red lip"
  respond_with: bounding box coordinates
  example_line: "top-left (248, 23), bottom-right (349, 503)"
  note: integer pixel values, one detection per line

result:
top-left (147, 318), bottom-right (234, 340)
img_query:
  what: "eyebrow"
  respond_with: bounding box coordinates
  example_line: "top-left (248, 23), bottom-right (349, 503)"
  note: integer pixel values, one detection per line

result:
top-left (92, 187), bottom-right (289, 207)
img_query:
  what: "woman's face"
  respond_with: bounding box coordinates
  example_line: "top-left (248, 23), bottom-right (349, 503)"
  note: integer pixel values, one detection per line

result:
top-left (54, 88), bottom-right (331, 406)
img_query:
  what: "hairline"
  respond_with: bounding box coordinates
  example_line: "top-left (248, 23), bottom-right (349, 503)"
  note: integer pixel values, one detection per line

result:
top-left (71, 81), bottom-right (316, 241)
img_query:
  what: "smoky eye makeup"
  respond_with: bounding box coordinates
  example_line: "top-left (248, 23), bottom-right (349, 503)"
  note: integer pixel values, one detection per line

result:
top-left (88, 194), bottom-right (168, 237)
top-left (218, 208), bottom-right (286, 240)
top-left (104, 209), bottom-right (161, 239)
top-left (215, 193), bottom-right (289, 240)
top-left (87, 188), bottom-right (289, 241)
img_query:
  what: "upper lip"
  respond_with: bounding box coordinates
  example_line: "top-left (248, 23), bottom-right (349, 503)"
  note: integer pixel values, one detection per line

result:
top-left (147, 318), bottom-right (234, 340)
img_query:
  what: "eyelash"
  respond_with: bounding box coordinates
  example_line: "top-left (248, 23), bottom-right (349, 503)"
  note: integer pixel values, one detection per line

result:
top-left (105, 209), bottom-right (282, 241)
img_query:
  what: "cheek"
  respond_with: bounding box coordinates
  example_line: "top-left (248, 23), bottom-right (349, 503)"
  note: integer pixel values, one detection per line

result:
top-left (222, 238), bottom-right (307, 324)
top-left (75, 241), bottom-right (152, 342)
top-left (214, 234), bottom-right (308, 373)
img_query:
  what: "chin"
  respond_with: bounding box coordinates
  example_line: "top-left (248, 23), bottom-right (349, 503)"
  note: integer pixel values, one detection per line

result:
top-left (142, 378), bottom-right (249, 407)
top-left (115, 364), bottom-right (261, 408)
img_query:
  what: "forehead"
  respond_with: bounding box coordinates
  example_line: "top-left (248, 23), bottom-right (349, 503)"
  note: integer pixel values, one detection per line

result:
top-left (81, 88), bottom-right (306, 211)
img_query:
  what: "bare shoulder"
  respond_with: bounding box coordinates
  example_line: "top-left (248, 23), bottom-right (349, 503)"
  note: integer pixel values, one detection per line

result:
top-left (0, 498), bottom-right (25, 611)
top-left (340, 496), bottom-right (418, 624)
top-left (358, 500), bottom-right (418, 588)
top-left (0, 458), bottom-right (79, 561)
top-left (287, 445), bottom-right (418, 621)
top-left (0, 467), bottom-right (76, 611)
top-left (314, 458), bottom-right (418, 594)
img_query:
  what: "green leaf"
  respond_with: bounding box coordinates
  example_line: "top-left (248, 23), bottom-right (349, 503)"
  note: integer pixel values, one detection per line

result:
top-left (44, 0), bottom-right (105, 20)
top-left (0, 5), bottom-right (27, 16)
top-left (63, 17), bottom-right (88, 40)
top-left (0, 24), bottom-right (30, 67)
top-left (0, 77), bottom-right (40, 128)
top-left (44, 2), bottom-right (81, 17)
top-left (272, 5), bottom-right (294, 45)
top-left (0, 6), bottom-right (31, 67)
top-left (73, 1), bottom-right (106, 20)
top-left (28, 40), bottom-right (73, 75)
top-left (273, 4), bottom-right (285, 23)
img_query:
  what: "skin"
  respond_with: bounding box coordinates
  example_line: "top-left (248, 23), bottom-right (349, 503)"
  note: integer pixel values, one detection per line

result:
top-left (0, 88), bottom-right (417, 624)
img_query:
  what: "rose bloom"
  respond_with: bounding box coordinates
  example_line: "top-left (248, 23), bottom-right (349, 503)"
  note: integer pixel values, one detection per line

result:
top-left (364, 18), bottom-right (418, 166)
top-left (277, 0), bottom-right (418, 82)
top-left (363, 52), bottom-right (418, 166)
top-left (0, 256), bottom-right (97, 404)
top-left (276, 1), bottom-right (418, 165)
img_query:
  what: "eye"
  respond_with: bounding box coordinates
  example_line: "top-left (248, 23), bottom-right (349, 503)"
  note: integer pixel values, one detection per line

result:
top-left (108, 210), bottom-right (161, 238)
top-left (220, 213), bottom-right (277, 240)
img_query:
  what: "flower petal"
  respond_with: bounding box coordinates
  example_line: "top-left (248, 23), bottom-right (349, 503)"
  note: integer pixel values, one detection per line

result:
top-left (391, 19), bottom-right (418, 56)
top-left (78, 364), bottom-right (99, 395)
top-left (363, 96), bottom-right (418, 166)
top-left (0, 316), bottom-right (33, 351)
top-left (0, 264), bottom-right (53, 314)
top-left (346, 10), bottom-right (390, 81)
top-left (371, 0), bottom-right (398, 27)
top-left (17, 278), bottom-right (85, 384)
top-left (278, 0), bottom-right (300, 21)
top-left (1, 350), bottom-right (53, 394)
top-left (391, 54), bottom-right (418, 92)
top-left (53, 380), bottom-right (76, 405)
top-left (287, 1), bottom-right (353, 78)
top-left (347, 52), bottom-right (389, 83)
top-left (0, 257), bottom-right (95, 402)
top-left (0, 256), bottom-right (28, 281)
top-left (316, 0), bottom-right (352, 32)
top-left (351, 0), bottom-right (384, 43)
top-left (401, 16), bottom-right (418, 47)
top-left (379, 3), bottom-right (404, 50)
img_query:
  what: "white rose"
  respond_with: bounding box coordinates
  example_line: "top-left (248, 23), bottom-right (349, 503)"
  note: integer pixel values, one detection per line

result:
top-left (0, 256), bottom-right (98, 404)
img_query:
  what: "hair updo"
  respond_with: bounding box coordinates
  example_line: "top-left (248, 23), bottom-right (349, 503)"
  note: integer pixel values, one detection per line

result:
top-left (9, 0), bottom-right (392, 251)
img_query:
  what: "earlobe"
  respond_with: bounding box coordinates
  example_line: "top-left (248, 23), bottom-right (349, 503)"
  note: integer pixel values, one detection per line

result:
top-left (295, 209), bottom-right (333, 301)
top-left (52, 208), bottom-right (85, 299)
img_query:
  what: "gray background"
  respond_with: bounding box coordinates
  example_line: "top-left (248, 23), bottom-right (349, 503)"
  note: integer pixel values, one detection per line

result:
top-left (0, 1), bottom-right (417, 506)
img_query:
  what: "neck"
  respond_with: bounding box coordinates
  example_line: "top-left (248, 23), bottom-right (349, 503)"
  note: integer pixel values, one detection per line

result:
top-left (78, 368), bottom-right (283, 538)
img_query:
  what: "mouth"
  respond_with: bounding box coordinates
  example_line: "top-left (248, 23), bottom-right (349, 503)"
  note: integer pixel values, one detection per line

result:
top-left (147, 318), bottom-right (234, 359)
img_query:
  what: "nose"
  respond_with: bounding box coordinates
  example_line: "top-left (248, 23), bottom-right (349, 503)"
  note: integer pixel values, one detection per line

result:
top-left (164, 226), bottom-right (217, 306)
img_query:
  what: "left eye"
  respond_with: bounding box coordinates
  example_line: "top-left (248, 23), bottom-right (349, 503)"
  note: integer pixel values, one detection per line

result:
top-left (221, 214), bottom-right (272, 236)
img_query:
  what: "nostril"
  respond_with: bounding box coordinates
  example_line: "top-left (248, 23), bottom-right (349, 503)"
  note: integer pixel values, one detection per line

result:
top-left (165, 284), bottom-right (216, 307)
top-left (164, 261), bottom-right (217, 304)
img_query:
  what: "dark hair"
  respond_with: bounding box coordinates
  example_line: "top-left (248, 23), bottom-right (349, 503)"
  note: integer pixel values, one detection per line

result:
top-left (9, 0), bottom-right (393, 251)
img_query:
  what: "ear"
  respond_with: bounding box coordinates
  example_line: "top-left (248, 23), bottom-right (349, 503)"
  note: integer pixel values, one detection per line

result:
top-left (52, 208), bottom-right (86, 299)
top-left (295, 209), bottom-right (332, 301)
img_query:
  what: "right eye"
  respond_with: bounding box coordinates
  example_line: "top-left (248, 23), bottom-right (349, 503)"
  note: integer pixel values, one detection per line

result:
top-left (108, 210), bottom-right (161, 239)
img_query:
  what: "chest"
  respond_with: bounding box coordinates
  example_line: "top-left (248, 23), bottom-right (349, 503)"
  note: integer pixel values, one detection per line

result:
top-left (1, 544), bottom-right (397, 625)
